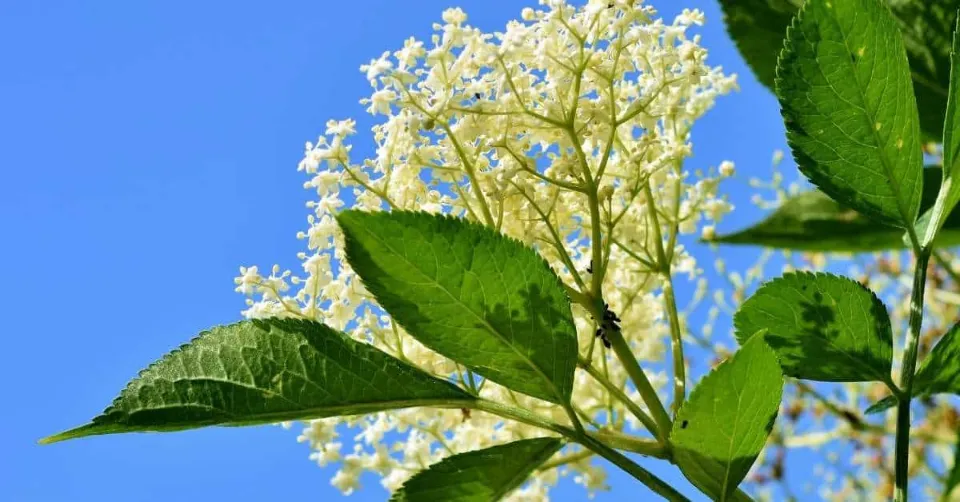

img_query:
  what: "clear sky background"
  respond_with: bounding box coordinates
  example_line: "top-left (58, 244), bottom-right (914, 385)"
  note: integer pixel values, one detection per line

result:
top-left (1, 1), bottom-right (794, 500)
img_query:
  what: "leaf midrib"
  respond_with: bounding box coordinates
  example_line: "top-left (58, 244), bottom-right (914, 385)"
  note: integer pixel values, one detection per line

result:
top-left (719, 354), bottom-right (750, 500)
top-left (821, 2), bottom-right (918, 227)
top-left (42, 398), bottom-right (477, 444)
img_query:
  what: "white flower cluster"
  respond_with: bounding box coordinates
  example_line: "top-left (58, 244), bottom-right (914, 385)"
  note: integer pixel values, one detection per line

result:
top-left (235, 1), bottom-right (736, 498)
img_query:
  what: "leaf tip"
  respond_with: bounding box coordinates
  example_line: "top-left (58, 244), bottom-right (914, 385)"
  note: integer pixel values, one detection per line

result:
top-left (37, 435), bottom-right (59, 445)
top-left (864, 395), bottom-right (898, 415)
top-left (38, 423), bottom-right (98, 445)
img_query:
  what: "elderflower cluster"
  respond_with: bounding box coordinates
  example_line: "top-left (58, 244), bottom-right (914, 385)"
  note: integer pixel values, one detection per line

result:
top-left (235, 1), bottom-right (736, 498)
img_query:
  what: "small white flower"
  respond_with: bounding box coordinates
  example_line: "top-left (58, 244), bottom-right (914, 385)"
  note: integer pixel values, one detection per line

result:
top-left (441, 7), bottom-right (467, 26)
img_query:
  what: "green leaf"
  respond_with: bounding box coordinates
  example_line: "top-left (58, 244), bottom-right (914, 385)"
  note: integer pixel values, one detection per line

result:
top-left (390, 438), bottom-right (563, 502)
top-left (720, 0), bottom-right (958, 140)
top-left (718, 0), bottom-right (797, 91)
top-left (913, 319), bottom-right (960, 396)
top-left (735, 272), bottom-right (894, 384)
top-left (776, 0), bottom-right (924, 228)
top-left (922, 14), bottom-right (960, 246)
top-left (864, 395), bottom-right (897, 415)
top-left (710, 190), bottom-right (902, 252)
top-left (671, 335), bottom-right (783, 502)
top-left (338, 210), bottom-right (578, 405)
top-left (891, 0), bottom-right (958, 141)
top-left (710, 168), bottom-right (960, 252)
top-left (41, 319), bottom-right (474, 444)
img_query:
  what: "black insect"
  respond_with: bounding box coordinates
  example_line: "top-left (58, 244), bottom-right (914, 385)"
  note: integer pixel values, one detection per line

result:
top-left (595, 328), bottom-right (611, 348)
top-left (680, 420), bottom-right (689, 429)
top-left (474, 92), bottom-right (482, 100)
top-left (593, 303), bottom-right (621, 350)
top-left (586, 260), bottom-right (594, 274)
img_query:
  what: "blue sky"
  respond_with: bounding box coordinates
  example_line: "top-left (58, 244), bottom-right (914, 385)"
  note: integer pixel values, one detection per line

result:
top-left (0, 1), bottom-right (792, 500)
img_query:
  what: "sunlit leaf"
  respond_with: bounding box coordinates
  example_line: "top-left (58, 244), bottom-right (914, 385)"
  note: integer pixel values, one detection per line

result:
top-left (735, 272), bottom-right (894, 384)
top-left (777, 0), bottom-right (923, 227)
top-left (671, 335), bottom-right (783, 501)
top-left (338, 210), bottom-right (578, 405)
top-left (391, 438), bottom-right (563, 502)
top-left (42, 319), bottom-right (474, 444)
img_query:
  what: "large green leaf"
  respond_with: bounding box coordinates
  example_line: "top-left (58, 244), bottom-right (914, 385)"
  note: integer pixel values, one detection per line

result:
top-left (735, 272), bottom-right (894, 384)
top-left (776, 0), bottom-right (924, 228)
top-left (671, 335), bottom-right (783, 502)
top-left (41, 319), bottom-right (474, 444)
top-left (710, 167), bottom-right (960, 251)
top-left (923, 16), bottom-right (960, 246)
top-left (338, 210), bottom-right (578, 405)
top-left (720, 0), bottom-right (957, 140)
top-left (710, 190), bottom-right (902, 252)
top-left (390, 438), bottom-right (563, 502)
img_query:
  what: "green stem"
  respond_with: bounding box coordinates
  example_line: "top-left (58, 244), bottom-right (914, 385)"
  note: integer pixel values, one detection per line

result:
top-left (895, 250), bottom-right (930, 502)
top-left (563, 402), bottom-right (587, 436)
top-left (578, 356), bottom-right (663, 442)
top-left (577, 433), bottom-right (690, 502)
top-left (472, 399), bottom-right (688, 501)
top-left (473, 399), bottom-right (567, 435)
top-left (440, 123), bottom-right (495, 227)
top-left (661, 272), bottom-right (686, 417)
top-left (643, 182), bottom-right (686, 416)
top-left (589, 429), bottom-right (668, 459)
top-left (605, 328), bottom-right (673, 436)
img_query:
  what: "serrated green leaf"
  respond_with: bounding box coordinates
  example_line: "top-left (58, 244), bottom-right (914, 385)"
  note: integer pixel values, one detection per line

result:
top-left (338, 210), bottom-right (578, 405)
top-left (776, 0), bottom-right (923, 228)
top-left (671, 335), bottom-right (783, 502)
top-left (711, 167), bottom-right (960, 251)
top-left (735, 272), bottom-right (894, 384)
top-left (720, 0), bottom-right (957, 140)
top-left (923, 14), bottom-right (960, 246)
top-left (41, 319), bottom-right (473, 444)
top-left (390, 438), bottom-right (563, 502)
